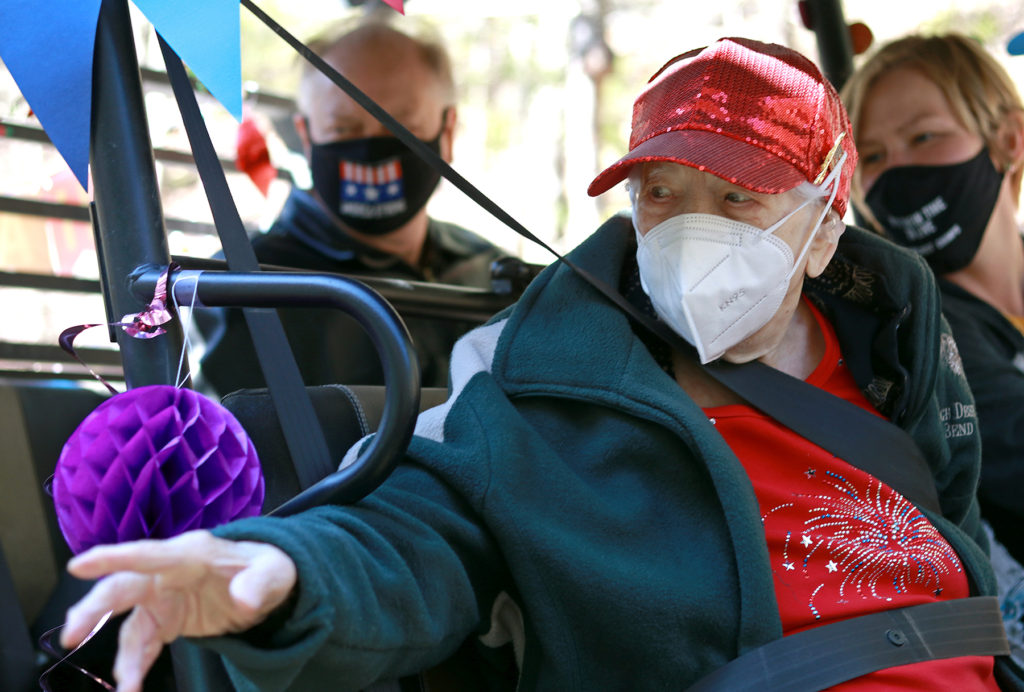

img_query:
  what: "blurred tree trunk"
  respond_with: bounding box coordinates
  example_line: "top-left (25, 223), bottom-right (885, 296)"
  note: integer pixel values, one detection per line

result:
top-left (562, 0), bottom-right (612, 249)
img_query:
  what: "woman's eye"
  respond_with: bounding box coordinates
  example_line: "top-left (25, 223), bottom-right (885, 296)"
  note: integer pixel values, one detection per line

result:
top-left (724, 191), bottom-right (751, 203)
top-left (911, 131), bottom-right (935, 145)
top-left (648, 185), bottom-right (672, 200)
top-left (861, 150), bottom-right (884, 166)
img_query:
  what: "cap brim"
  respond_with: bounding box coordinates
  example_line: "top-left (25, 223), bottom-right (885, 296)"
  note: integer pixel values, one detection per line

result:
top-left (587, 129), bottom-right (808, 197)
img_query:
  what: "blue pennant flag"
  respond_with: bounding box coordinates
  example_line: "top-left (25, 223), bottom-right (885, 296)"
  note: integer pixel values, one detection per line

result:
top-left (0, 0), bottom-right (243, 190)
top-left (132, 0), bottom-right (242, 121)
top-left (0, 0), bottom-right (105, 189)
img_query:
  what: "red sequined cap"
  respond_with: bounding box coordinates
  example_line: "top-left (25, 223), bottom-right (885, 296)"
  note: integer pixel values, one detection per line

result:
top-left (589, 37), bottom-right (856, 216)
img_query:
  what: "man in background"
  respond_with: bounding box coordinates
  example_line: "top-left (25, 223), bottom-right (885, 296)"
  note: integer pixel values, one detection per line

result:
top-left (200, 19), bottom-right (511, 394)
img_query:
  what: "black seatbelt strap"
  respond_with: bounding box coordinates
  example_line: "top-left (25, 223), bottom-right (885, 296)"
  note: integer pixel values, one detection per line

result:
top-left (687, 596), bottom-right (1009, 691)
top-left (706, 358), bottom-right (942, 514)
top-left (238, 3), bottom-right (942, 514)
top-left (158, 36), bottom-right (334, 488)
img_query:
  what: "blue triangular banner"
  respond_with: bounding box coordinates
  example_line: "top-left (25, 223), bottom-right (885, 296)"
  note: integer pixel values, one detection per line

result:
top-left (133, 0), bottom-right (243, 121)
top-left (0, 0), bottom-right (104, 189)
top-left (0, 0), bottom-right (243, 190)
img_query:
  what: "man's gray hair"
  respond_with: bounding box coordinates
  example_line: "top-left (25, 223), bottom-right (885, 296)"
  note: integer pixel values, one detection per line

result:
top-left (297, 18), bottom-right (455, 115)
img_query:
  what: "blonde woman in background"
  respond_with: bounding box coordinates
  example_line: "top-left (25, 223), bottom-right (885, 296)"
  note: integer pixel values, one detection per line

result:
top-left (843, 32), bottom-right (1024, 592)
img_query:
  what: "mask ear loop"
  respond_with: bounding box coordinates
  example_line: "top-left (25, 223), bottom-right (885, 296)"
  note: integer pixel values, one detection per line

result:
top-left (625, 176), bottom-right (640, 233)
top-left (784, 150), bottom-right (848, 281)
top-left (170, 272), bottom-right (203, 390)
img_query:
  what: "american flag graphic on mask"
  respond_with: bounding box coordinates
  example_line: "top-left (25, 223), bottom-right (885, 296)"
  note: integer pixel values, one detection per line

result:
top-left (339, 158), bottom-right (407, 218)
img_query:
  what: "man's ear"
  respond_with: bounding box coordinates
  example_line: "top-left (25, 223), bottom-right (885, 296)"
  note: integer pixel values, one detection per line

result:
top-left (805, 210), bottom-right (845, 278)
top-left (293, 113), bottom-right (312, 160)
top-left (440, 106), bottom-right (457, 163)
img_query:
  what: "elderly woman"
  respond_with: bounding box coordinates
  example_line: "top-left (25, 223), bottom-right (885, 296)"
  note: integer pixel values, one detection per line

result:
top-left (61, 38), bottom-right (1017, 691)
top-left (841, 33), bottom-right (1024, 570)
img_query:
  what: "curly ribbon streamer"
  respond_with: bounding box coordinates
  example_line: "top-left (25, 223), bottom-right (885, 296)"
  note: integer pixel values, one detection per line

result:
top-left (58, 263), bottom-right (177, 393)
top-left (38, 610), bottom-right (115, 691)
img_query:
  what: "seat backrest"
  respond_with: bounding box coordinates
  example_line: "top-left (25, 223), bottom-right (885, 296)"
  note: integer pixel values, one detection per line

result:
top-left (0, 385), bottom-right (107, 617)
top-left (0, 382), bottom-right (108, 691)
top-left (220, 384), bottom-right (449, 512)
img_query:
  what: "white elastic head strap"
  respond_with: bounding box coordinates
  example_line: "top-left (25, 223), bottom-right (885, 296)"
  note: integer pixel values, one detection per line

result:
top-left (785, 149), bottom-right (847, 279)
top-left (625, 151), bottom-right (846, 247)
top-left (626, 170), bottom-right (642, 239)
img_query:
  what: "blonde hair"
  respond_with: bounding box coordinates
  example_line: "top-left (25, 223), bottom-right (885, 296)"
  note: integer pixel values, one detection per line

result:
top-left (841, 33), bottom-right (1024, 217)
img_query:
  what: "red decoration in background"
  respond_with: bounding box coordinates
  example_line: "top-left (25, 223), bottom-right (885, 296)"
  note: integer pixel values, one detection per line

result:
top-left (235, 114), bottom-right (276, 197)
top-left (796, 2), bottom-right (873, 57)
top-left (848, 22), bottom-right (873, 56)
top-left (381, 0), bottom-right (405, 14)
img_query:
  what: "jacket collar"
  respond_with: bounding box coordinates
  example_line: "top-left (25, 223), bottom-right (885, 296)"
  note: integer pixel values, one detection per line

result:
top-left (492, 213), bottom-right (701, 417)
top-left (806, 225), bottom-right (938, 421)
top-left (494, 219), bottom-right (937, 424)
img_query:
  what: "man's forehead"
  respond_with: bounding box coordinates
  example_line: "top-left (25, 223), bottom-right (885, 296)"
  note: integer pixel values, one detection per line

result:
top-left (302, 60), bottom-right (441, 123)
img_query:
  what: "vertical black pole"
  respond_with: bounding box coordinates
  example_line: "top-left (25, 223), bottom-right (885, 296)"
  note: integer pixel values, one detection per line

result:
top-left (91, 1), bottom-right (194, 685)
top-left (807, 0), bottom-right (854, 91)
top-left (91, 0), bottom-right (185, 388)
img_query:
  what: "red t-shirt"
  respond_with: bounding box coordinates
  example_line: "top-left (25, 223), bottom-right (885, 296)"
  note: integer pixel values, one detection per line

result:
top-left (705, 298), bottom-right (998, 690)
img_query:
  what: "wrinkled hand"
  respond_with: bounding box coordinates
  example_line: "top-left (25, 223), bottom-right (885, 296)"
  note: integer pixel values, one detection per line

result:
top-left (61, 530), bottom-right (297, 692)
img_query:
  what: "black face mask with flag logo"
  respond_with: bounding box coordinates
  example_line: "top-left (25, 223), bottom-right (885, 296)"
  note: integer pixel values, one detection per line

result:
top-left (309, 128), bottom-right (443, 236)
top-left (864, 147), bottom-right (1004, 275)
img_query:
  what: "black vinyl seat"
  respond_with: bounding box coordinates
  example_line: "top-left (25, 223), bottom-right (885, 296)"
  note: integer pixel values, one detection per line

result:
top-left (0, 383), bottom-right (109, 692)
top-left (221, 384), bottom-right (449, 512)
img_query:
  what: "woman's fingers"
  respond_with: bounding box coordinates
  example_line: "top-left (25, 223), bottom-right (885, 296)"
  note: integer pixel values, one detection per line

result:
top-left (60, 530), bottom-right (299, 679)
top-left (67, 531), bottom-right (218, 580)
top-left (112, 606), bottom-right (165, 692)
top-left (60, 571), bottom-right (152, 650)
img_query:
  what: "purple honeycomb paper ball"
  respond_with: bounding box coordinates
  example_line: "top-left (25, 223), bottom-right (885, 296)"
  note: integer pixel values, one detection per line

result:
top-left (53, 385), bottom-right (264, 554)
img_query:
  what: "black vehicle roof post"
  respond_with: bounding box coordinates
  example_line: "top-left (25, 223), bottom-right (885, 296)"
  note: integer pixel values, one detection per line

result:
top-left (804, 0), bottom-right (855, 91)
top-left (90, 2), bottom-right (203, 688)
top-left (91, 0), bottom-right (186, 387)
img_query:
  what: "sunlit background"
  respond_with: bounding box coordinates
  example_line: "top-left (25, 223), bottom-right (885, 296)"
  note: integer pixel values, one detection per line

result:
top-left (1, 0), bottom-right (1024, 375)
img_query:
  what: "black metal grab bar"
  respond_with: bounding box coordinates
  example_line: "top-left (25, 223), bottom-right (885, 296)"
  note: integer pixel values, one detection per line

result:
top-left (172, 255), bottom-right (527, 320)
top-left (130, 265), bottom-right (421, 514)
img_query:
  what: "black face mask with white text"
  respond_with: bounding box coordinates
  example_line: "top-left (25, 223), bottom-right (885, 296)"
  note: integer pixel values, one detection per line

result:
top-left (309, 125), bottom-right (444, 236)
top-left (864, 147), bottom-right (1004, 274)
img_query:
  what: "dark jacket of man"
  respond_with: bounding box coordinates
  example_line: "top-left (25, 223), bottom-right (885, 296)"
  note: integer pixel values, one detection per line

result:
top-left (199, 188), bottom-right (508, 395)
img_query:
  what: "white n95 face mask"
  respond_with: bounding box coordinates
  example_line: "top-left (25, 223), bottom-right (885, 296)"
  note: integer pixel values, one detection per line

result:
top-left (633, 163), bottom-right (842, 364)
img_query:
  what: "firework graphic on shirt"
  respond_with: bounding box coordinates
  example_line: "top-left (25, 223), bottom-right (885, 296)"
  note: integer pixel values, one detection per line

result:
top-left (339, 158), bottom-right (406, 218)
top-left (764, 468), bottom-right (962, 619)
top-left (807, 471), bottom-right (960, 597)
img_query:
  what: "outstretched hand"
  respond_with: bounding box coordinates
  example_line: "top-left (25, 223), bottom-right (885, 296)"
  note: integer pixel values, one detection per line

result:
top-left (61, 530), bottom-right (297, 692)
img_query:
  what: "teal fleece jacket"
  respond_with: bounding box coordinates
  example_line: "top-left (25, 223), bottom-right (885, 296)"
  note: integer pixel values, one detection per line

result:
top-left (207, 216), bottom-right (1009, 691)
